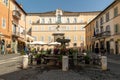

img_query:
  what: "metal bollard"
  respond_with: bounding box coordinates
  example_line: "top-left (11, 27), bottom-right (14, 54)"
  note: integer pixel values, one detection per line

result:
top-left (23, 55), bottom-right (28, 69)
top-left (62, 56), bottom-right (69, 71)
top-left (101, 56), bottom-right (107, 70)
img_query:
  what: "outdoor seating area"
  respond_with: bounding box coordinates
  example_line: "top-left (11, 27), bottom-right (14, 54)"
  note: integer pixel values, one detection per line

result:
top-left (25, 39), bottom-right (102, 70)
top-left (28, 47), bottom-right (101, 70)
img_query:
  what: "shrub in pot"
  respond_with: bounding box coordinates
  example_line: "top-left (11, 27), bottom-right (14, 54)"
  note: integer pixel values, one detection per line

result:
top-left (84, 55), bottom-right (90, 64)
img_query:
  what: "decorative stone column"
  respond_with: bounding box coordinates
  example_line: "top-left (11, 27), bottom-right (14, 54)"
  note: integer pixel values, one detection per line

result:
top-left (62, 56), bottom-right (69, 71)
top-left (101, 56), bottom-right (107, 70)
top-left (22, 55), bottom-right (28, 69)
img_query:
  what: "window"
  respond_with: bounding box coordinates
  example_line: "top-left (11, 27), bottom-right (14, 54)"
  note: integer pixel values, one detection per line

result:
top-left (114, 7), bottom-right (118, 17)
top-left (41, 18), bottom-right (45, 23)
top-left (48, 36), bottom-right (51, 42)
top-left (80, 19), bottom-right (83, 23)
top-left (74, 26), bottom-right (77, 30)
top-left (74, 36), bottom-right (77, 41)
top-left (96, 21), bottom-right (98, 28)
top-left (29, 20), bottom-right (32, 24)
top-left (106, 25), bottom-right (110, 31)
top-left (49, 18), bottom-right (52, 23)
top-left (41, 36), bottom-right (44, 41)
top-left (74, 18), bottom-right (77, 23)
top-left (57, 15), bottom-right (61, 23)
top-left (2, 18), bottom-right (6, 28)
top-left (34, 26), bottom-right (38, 31)
top-left (80, 36), bottom-right (84, 41)
top-left (100, 17), bottom-right (103, 25)
top-left (12, 24), bottom-right (17, 33)
top-left (66, 36), bottom-right (70, 39)
top-left (95, 28), bottom-right (99, 34)
top-left (41, 26), bottom-right (44, 31)
top-left (67, 18), bottom-right (70, 23)
top-left (66, 26), bottom-right (69, 30)
top-left (33, 36), bottom-right (37, 41)
top-left (3, 0), bottom-right (8, 6)
top-left (106, 25), bottom-right (111, 35)
top-left (114, 24), bottom-right (119, 34)
top-left (106, 12), bottom-right (109, 22)
top-left (100, 26), bottom-right (104, 33)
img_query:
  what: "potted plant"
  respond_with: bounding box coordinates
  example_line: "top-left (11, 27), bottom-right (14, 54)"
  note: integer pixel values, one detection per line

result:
top-left (84, 55), bottom-right (90, 64)
top-left (35, 54), bottom-right (41, 65)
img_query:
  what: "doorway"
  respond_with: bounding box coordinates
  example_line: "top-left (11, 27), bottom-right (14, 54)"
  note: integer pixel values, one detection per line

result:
top-left (115, 41), bottom-right (119, 54)
top-left (106, 41), bottom-right (110, 54)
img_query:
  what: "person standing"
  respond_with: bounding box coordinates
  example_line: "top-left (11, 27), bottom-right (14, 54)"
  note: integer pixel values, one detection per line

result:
top-left (1, 45), bottom-right (5, 55)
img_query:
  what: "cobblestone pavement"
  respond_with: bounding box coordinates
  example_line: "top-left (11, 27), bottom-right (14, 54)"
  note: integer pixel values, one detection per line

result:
top-left (0, 65), bottom-right (120, 80)
top-left (0, 54), bottom-right (21, 60)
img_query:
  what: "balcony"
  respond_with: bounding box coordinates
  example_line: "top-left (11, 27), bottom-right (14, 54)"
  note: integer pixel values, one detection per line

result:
top-left (12, 31), bottom-right (20, 37)
top-left (12, 10), bottom-right (21, 19)
top-left (94, 31), bottom-right (111, 39)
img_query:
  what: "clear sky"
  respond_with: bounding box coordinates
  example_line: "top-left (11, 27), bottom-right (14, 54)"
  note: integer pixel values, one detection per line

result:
top-left (16, 0), bottom-right (114, 13)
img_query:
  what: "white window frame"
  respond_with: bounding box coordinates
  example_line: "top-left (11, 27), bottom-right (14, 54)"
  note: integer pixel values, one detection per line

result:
top-left (3, 0), bottom-right (8, 6)
top-left (2, 18), bottom-right (6, 28)
top-left (48, 36), bottom-right (51, 42)
top-left (33, 36), bottom-right (37, 41)
top-left (66, 26), bottom-right (69, 30)
top-left (74, 36), bottom-right (77, 41)
top-left (41, 36), bottom-right (44, 41)
top-left (34, 26), bottom-right (38, 31)
top-left (41, 26), bottom-right (44, 31)
top-left (74, 26), bottom-right (77, 30)
top-left (80, 36), bottom-right (84, 41)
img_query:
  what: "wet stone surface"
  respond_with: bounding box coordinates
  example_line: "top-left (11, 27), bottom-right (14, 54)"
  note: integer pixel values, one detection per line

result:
top-left (0, 66), bottom-right (120, 80)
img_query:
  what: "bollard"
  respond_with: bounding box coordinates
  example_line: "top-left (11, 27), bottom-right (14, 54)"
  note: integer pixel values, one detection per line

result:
top-left (62, 56), bottom-right (69, 71)
top-left (101, 56), bottom-right (107, 70)
top-left (23, 55), bottom-right (28, 69)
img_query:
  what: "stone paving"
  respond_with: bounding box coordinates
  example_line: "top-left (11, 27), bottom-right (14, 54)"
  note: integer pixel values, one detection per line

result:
top-left (0, 54), bottom-right (21, 60)
top-left (0, 65), bottom-right (120, 80)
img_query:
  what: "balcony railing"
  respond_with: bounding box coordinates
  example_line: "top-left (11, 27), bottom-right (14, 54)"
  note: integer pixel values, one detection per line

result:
top-left (12, 10), bottom-right (21, 19)
top-left (12, 31), bottom-right (20, 37)
top-left (95, 31), bottom-right (111, 38)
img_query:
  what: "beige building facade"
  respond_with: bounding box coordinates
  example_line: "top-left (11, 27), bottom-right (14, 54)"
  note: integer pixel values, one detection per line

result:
top-left (10, 0), bottom-right (27, 53)
top-left (85, 0), bottom-right (120, 54)
top-left (27, 9), bottom-right (100, 49)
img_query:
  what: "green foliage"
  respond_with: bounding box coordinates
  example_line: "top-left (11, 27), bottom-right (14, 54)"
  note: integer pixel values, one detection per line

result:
top-left (84, 55), bottom-right (90, 61)
top-left (21, 50), bottom-right (25, 55)
top-left (34, 54), bottom-right (41, 59)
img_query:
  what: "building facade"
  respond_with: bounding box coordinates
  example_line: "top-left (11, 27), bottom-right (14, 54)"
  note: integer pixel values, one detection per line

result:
top-left (0, 0), bottom-right (12, 54)
top-left (0, 0), bottom-right (33, 54)
top-left (10, 0), bottom-right (27, 53)
top-left (85, 0), bottom-right (120, 54)
top-left (27, 9), bottom-right (100, 49)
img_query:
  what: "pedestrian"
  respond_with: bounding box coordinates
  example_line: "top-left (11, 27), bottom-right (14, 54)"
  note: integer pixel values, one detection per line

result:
top-left (24, 46), bottom-right (28, 55)
top-left (1, 45), bottom-right (5, 55)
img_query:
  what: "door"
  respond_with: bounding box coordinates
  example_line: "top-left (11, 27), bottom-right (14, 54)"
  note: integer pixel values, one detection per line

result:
top-left (106, 41), bottom-right (110, 54)
top-left (115, 41), bottom-right (118, 54)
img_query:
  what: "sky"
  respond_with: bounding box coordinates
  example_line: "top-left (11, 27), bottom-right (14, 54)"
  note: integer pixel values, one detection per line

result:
top-left (16, 0), bottom-right (114, 13)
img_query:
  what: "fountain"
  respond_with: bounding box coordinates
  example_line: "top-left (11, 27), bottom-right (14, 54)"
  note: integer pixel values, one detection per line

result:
top-left (56, 37), bottom-right (70, 48)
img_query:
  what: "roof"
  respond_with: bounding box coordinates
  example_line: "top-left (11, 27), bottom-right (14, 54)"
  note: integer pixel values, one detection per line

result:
top-left (28, 10), bottom-right (101, 16)
top-left (12, 0), bottom-right (27, 15)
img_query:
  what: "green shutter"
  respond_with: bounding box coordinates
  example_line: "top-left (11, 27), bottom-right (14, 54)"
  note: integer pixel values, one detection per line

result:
top-left (114, 24), bottom-right (119, 34)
